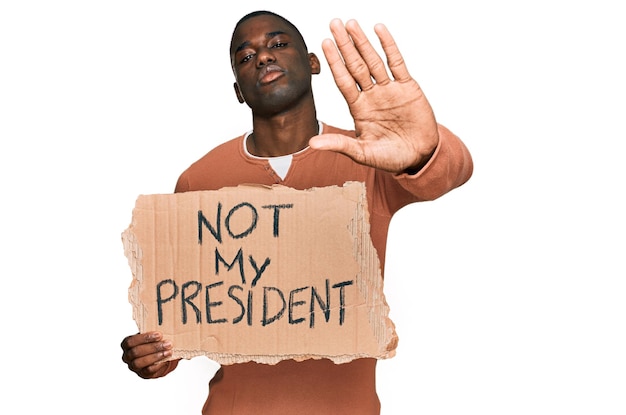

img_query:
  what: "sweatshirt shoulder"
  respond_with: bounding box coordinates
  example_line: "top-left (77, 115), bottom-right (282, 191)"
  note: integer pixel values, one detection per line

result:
top-left (187, 135), bottom-right (243, 169)
top-left (175, 135), bottom-right (245, 192)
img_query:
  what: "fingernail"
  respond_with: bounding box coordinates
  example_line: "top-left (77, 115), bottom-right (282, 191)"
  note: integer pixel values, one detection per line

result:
top-left (148, 332), bottom-right (162, 341)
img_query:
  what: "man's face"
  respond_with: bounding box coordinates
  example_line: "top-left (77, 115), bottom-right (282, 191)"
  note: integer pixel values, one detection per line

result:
top-left (230, 15), bottom-right (319, 116)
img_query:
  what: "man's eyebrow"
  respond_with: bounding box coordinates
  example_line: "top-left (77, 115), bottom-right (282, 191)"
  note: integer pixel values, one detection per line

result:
top-left (266, 30), bottom-right (287, 39)
top-left (235, 41), bottom-right (251, 54)
top-left (234, 31), bottom-right (288, 53)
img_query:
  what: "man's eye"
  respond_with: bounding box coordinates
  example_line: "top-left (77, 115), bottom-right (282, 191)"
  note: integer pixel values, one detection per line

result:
top-left (241, 54), bottom-right (254, 63)
top-left (272, 42), bottom-right (288, 48)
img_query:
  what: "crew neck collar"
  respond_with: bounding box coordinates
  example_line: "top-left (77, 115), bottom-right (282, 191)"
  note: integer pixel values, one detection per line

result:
top-left (242, 121), bottom-right (323, 160)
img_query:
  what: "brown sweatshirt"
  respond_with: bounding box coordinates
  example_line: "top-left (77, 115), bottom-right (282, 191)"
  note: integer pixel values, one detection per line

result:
top-left (173, 122), bottom-right (473, 414)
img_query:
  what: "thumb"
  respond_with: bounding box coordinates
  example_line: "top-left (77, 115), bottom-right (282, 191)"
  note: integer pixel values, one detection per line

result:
top-left (308, 133), bottom-right (356, 154)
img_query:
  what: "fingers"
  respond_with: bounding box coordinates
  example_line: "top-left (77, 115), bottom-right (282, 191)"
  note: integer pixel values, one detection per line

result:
top-left (322, 37), bottom-right (360, 104)
top-left (373, 23), bottom-right (411, 82)
top-left (342, 20), bottom-right (391, 86)
top-left (121, 332), bottom-right (174, 379)
top-left (323, 19), bottom-right (408, 103)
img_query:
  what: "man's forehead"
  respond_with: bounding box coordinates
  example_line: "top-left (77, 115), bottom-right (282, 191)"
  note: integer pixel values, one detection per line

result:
top-left (231, 15), bottom-right (295, 49)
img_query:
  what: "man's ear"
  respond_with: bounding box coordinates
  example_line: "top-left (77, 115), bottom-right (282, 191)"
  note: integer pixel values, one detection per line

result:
top-left (233, 82), bottom-right (245, 103)
top-left (309, 53), bottom-right (321, 75)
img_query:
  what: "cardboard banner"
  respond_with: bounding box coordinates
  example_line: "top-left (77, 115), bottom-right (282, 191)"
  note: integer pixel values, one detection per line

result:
top-left (122, 182), bottom-right (397, 365)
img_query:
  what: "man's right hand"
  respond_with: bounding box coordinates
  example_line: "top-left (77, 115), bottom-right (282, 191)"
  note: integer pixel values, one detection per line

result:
top-left (121, 331), bottom-right (179, 379)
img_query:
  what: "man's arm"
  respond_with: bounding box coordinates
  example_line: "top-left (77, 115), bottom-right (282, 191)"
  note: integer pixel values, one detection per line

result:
top-left (393, 123), bottom-right (473, 201)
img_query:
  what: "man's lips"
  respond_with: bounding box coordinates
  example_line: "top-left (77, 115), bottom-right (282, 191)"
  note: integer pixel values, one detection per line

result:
top-left (258, 65), bottom-right (285, 85)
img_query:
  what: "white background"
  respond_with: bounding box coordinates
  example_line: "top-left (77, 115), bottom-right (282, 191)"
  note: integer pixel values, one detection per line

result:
top-left (1, 1), bottom-right (624, 414)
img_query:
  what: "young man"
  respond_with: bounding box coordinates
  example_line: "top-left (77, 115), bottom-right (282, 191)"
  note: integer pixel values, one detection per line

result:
top-left (121, 10), bottom-right (473, 414)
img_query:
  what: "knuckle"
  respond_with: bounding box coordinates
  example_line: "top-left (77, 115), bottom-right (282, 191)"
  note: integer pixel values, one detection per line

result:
top-left (120, 336), bottom-right (130, 349)
top-left (124, 347), bottom-right (139, 362)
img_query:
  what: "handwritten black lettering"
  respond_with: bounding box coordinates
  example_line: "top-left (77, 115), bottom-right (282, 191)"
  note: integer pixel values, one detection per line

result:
top-left (225, 202), bottom-right (258, 239)
top-left (156, 279), bottom-right (178, 325)
top-left (205, 281), bottom-right (227, 324)
top-left (261, 204), bottom-right (294, 237)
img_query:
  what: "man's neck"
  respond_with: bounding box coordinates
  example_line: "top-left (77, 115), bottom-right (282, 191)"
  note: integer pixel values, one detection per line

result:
top-left (248, 111), bottom-right (319, 157)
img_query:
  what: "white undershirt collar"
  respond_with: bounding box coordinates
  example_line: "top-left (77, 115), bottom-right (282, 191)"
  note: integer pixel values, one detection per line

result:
top-left (242, 121), bottom-right (323, 180)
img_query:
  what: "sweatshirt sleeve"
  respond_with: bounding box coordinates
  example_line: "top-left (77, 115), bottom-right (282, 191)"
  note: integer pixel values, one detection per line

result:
top-left (174, 171), bottom-right (190, 193)
top-left (393, 123), bottom-right (473, 201)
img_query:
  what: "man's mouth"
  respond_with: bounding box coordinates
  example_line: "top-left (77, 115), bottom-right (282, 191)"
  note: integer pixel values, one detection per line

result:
top-left (258, 65), bottom-right (285, 85)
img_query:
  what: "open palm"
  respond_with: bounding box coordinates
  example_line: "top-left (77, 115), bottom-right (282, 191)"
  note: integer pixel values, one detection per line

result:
top-left (309, 19), bottom-right (440, 173)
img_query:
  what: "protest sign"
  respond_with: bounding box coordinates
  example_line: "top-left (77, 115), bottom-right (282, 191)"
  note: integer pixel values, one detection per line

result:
top-left (122, 182), bottom-right (397, 364)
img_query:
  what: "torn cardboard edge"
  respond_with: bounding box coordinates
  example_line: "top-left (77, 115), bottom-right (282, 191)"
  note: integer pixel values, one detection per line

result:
top-left (122, 181), bottom-right (397, 365)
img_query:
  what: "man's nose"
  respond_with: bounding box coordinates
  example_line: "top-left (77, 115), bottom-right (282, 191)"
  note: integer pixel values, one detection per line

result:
top-left (256, 48), bottom-right (276, 67)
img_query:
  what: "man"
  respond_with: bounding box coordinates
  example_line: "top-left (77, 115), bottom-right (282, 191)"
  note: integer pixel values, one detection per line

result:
top-left (121, 10), bottom-right (473, 414)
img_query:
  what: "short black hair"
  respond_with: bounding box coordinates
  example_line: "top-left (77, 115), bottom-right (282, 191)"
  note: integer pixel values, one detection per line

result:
top-left (230, 10), bottom-right (308, 53)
